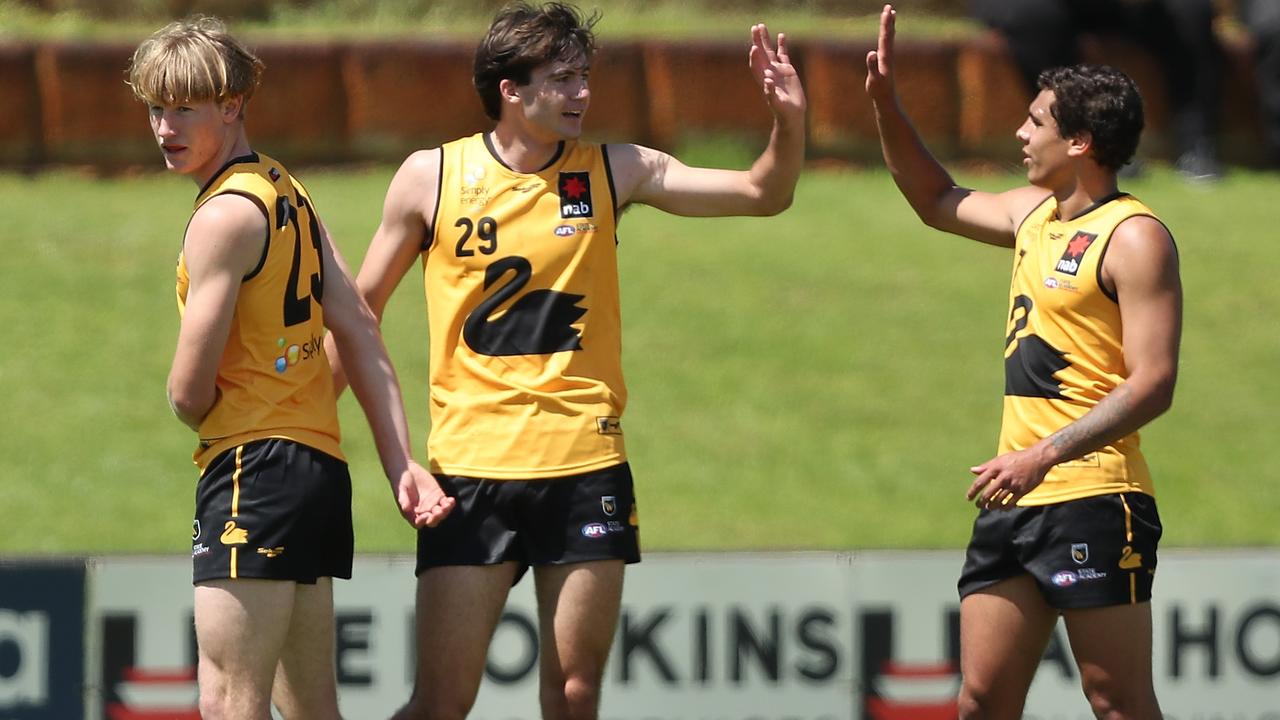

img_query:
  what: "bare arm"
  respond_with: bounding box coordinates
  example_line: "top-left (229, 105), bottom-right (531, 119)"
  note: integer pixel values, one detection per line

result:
top-left (968, 216), bottom-right (1182, 507)
top-left (326, 149), bottom-right (439, 392)
top-left (166, 195), bottom-right (266, 430)
top-left (865, 4), bottom-right (1039, 246)
top-left (611, 24), bottom-right (805, 217)
top-left (319, 214), bottom-right (453, 528)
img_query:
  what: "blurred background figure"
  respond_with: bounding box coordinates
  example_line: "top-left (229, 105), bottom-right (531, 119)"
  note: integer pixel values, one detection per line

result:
top-left (1239, 0), bottom-right (1280, 168)
top-left (972, 0), bottom-right (1224, 180)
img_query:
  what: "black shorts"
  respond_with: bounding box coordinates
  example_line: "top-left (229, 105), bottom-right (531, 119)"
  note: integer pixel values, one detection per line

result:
top-left (958, 492), bottom-right (1162, 609)
top-left (192, 438), bottom-right (353, 585)
top-left (415, 462), bottom-right (641, 578)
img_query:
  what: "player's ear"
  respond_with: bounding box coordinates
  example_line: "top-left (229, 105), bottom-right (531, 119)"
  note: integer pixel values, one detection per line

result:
top-left (221, 95), bottom-right (245, 122)
top-left (499, 78), bottom-right (522, 107)
top-left (1067, 130), bottom-right (1093, 159)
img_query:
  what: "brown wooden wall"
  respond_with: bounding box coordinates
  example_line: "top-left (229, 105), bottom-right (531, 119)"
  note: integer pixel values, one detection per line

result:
top-left (0, 32), bottom-right (1265, 168)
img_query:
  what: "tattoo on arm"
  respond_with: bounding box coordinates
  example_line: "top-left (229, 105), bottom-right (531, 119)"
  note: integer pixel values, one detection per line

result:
top-left (1047, 383), bottom-right (1135, 462)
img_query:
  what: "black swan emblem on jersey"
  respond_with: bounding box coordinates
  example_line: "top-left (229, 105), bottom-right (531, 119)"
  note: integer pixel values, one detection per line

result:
top-left (463, 256), bottom-right (587, 357)
top-left (1004, 294), bottom-right (1070, 398)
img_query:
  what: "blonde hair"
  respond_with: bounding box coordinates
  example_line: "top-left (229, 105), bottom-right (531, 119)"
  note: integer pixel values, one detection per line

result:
top-left (127, 16), bottom-right (264, 110)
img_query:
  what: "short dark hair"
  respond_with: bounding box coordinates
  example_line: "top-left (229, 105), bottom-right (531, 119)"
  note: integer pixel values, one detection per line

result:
top-left (473, 2), bottom-right (599, 121)
top-left (1037, 65), bottom-right (1145, 172)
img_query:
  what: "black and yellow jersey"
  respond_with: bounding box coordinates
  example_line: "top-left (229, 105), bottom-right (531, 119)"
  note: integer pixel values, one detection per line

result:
top-left (423, 133), bottom-right (622, 479)
top-left (1000, 192), bottom-right (1167, 504)
top-left (177, 152), bottom-right (342, 469)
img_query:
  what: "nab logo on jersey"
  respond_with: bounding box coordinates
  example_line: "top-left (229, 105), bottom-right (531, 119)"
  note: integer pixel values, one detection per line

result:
top-left (559, 172), bottom-right (594, 219)
top-left (1055, 231), bottom-right (1098, 276)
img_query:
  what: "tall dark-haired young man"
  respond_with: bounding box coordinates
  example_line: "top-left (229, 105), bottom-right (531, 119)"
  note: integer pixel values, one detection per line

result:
top-left (866, 5), bottom-right (1180, 718)
top-left (326, 2), bottom-right (806, 718)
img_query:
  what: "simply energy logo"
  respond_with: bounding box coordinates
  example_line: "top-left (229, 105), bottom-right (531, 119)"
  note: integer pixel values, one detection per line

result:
top-left (273, 334), bottom-right (323, 374)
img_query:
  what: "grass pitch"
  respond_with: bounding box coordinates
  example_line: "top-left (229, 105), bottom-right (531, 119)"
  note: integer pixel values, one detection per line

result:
top-left (0, 161), bottom-right (1275, 554)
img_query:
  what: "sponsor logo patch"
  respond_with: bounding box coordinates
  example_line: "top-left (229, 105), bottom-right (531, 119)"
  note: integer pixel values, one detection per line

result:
top-left (581, 523), bottom-right (608, 538)
top-left (256, 546), bottom-right (285, 559)
top-left (191, 543), bottom-right (210, 558)
top-left (1071, 543), bottom-right (1089, 564)
top-left (596, 416), bottom-right (622, 435)
top-left (191, 519), bottom-right (201, 541)
top-left (1054, 231), bottom-right (1097, 276)
top-left (558, 172), bottom-right (594, 218)
top-left (602, 495), bottom-right (618, 516)
top-left (554, 225), bottom-right (576, 237)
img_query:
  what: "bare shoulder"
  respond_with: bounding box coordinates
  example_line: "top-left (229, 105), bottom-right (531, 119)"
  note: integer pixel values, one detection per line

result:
top-left (1000, 186), bottom-right (1054, 228)
top-left (382, 147), bottom-right (443, 219)
top-left (184, 193), bottom-right (268, 274)
top-left (1110, 214), bottom-right (1177, 266)
top-left (399, 147), bottom-right (442, 179)
top-left (1105, 214), bottom-right (1179, 291)
top-left (604, 143), bottom-right (670, 205)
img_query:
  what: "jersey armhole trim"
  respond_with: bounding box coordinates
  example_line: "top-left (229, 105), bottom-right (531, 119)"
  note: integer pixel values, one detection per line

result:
top-left (423, 146), bottom-right (445, 253)
top-left (1012, 194), bottom-right (1054, 241)
top-left (1096, 213), bottom-right (1176, 305)
top-left (209, 189), bottom-right (271, 282)
top-left (602, 144), bottom-right (620, 242)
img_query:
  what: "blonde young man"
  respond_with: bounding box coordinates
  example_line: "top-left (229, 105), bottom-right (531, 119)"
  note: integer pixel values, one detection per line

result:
top-left (327, 3), bottom-right (805, 717)
top-left (128, 17), bottom-right (454, 720)
top-left (866, 5), bottom-right (1180, 719)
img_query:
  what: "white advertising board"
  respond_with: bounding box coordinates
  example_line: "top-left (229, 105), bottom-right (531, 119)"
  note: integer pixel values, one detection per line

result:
top-left (84, 550), bottom-right (1280, 720)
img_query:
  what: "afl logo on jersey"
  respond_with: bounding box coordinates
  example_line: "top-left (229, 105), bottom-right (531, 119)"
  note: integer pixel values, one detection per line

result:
top-left (1054, 231), bottom-right (1097, 276)
top-left (559, 172), bottom-right (594, 219)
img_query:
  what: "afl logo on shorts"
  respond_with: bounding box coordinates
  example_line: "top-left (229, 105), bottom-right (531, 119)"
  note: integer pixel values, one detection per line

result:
top-left (1051, 570), bottom-right (1079, 587)
top-left (581, 523), bottom-right (608, 538)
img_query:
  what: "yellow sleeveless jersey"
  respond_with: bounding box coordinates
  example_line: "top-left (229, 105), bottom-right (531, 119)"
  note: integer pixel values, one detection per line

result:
top-left (1000, 192), bottom-right (1165, 504)
top-left (177, 152), bottom-right (342, 469)
top-left (423, 133), bottom-right (623, 479)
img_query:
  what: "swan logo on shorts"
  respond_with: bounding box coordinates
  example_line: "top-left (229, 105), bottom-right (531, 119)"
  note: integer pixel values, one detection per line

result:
top-left (220, 521), bottom-right (249, 545)
top-left (1051, 570), bottom-right (1079, 587)
top-left (581, 523), bottom-right (608, 538)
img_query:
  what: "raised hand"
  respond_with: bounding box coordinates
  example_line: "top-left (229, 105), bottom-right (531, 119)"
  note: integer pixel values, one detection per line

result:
top-left (749, 23), bottom-right (806, 124)
top-left (864, 4), bottom-right (897, 102)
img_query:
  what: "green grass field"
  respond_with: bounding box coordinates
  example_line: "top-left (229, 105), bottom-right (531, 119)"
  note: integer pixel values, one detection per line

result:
top-left (1, 159), bottom-right (1276, 554)
top-left (0, 1), bottom-right (977, 41)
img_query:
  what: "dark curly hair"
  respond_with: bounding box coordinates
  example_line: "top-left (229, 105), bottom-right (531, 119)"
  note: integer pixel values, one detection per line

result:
top-left (1037, 65), bottom-right (1145, 172)
top-left (474, 2), bottom-right (599, 121)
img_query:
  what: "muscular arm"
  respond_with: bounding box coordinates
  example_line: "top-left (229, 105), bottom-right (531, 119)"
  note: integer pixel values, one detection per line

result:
top-left (610, 24), bottom-right (805, 217)
top-left (166, 195), bottom-right (266, 430)
top-left (968, 216), bottom-right (1182, 507)
top-left (865, 4), bottom-right (1040, 246)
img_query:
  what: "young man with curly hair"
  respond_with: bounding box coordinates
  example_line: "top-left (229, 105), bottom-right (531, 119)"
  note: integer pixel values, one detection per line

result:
top-left (866, 5), bottom-right (1181, 718)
